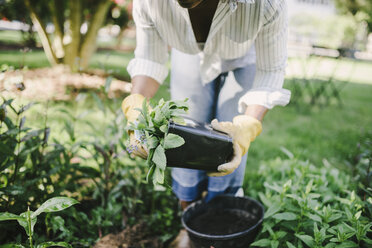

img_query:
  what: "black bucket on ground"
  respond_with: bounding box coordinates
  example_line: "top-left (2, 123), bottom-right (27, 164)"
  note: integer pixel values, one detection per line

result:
top-left (182, 195), bottom-right (264, 248)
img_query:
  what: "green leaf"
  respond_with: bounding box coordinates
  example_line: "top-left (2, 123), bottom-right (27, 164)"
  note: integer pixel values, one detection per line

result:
top-left (305, 179), bottom-right (314, 194)
top-left (0, 244), bottom-right (25, 248)
top-left (171, 116), bottom-right (186, 125)
top-left (286, 241), bottom-right (296, 248)
top-left (147, 136), bottom-right (159, 149)
top-left (159, 124), bottom-right (168, 133)
top-left (104, 76), bottom-right (113, 93)
top-left (91, 92), bottom-right (105, 113)
top-left (280, 146), bottom-right (294, 159)
top-left (146, 164), bottom-right (155, 183)
top-left (142, 98), bottom-right (148, 123)
top-left (164, 134), bottom-right (185, 149)
top-left (251, 239), bottom-right (271, 247)
top-left (307, 213), bottom-right (322, 222)
top-left (324, 243), bottom-right (337, 248)
top-left (154, 108), bottom-right (165, 124)
top-left (20, 129), bottom-right (43, 142)
top-left (170, 99), bottom-right (188, 109)
top-left (129, 98), bottom-right (188, 186)
top-left (32, 197), bottom-right (79, 218)
top-left (264, 204), bottom-right (281, 219)
top-left (270, 240), bottom-right (279, 248)
top-left (258, 192), bottom-right (271, 207)
top-left (17, 211), bottom-right (37, 236)
top-left (36, 242), bottom-right (72, 248)
top-left (362, 237), bottom-right (372, 244)
top-left (18, 102), bottom-right (34, 114)
top-left (328, 213), bottom-right (342, 222)
top-left (0, 212), bottom-right (25, 222)
top-left (295, 234), bottom-right (314, 247)
top-left (152, 145), bottom-right (167, 170)
top-left (276, 231), bottom-right (287, 239)
top-left (64, 121), bottom-right (75, 141)
top-left (354, 210), bottom-right (362, 220)
top-left (154, 167), bottom-right (164, 184)
top-left (264, 182), bottom-right (282, 193)
top-left (336, 241), bottom-right (358, 248)
top-left (272, 212), bottom-right (297, 221)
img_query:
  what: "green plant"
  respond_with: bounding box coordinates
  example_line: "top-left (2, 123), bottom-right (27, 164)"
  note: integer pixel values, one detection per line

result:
top-left (127, 98), bottom-right (189, 185)
top-left (48, 82), bottom-right (182, 244)
top-left (347, 130), bottom-right (372, 220)
top-left (245, 150), bottom-right (372, 248)
top-left (0, 80), bottom-right (181, 246)
top-left (0, 197), bottom-right (78, 248)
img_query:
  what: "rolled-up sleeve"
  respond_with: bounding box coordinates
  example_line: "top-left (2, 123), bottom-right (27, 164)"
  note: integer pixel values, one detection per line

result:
top-left (127, 0), bottom-right (169, 84)
top-left (238, 0), bottom-right (291, 112)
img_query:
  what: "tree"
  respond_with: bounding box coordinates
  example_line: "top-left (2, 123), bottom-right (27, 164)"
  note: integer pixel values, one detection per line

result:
top-left (334, 0), bottom-right (372, 33)
top-left (1, 0), bottom-right (130, 71)
top-left (0, 0), bottom-right (38, 47)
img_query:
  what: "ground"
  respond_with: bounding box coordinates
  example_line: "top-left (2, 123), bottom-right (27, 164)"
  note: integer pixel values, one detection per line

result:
top-left (1, 66), bottom-right (131, 101)
top-left (94, 222), bottom-right (162, 248)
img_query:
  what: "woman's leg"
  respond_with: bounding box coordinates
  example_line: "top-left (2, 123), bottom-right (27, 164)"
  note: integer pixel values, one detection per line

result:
top-left (170, 48), bottom-right (217, 206)
top-left (206, 64), bottom-right (257, 201)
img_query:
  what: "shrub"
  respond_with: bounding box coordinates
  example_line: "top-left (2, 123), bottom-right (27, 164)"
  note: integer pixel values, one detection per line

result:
top-left (244, 151), bottom-right (372, 247)
top-left (0, 84), bottom-right (180, 246)
top-left (0, 197), bottom-right (78, 248)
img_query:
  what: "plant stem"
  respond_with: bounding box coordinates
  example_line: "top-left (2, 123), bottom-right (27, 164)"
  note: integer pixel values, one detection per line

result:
top-left (27, 207), bottom-right (34, 248)
top-left (11, 111), bottom-right (21, 185)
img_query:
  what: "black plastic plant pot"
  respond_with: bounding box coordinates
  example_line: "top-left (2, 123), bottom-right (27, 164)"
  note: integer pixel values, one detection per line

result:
top-left (165, 117), bottom-right (233, 171)
top-left (182, 195), bottom-right (264, 248)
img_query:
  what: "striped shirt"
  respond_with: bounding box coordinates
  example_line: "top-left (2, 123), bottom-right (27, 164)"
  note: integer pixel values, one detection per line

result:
top-left (127, 0), bottom-right (291, 110)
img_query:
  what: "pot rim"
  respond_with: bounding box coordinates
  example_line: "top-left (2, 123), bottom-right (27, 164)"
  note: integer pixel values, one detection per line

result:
top-left (181, 195), bottom-right (264, 241)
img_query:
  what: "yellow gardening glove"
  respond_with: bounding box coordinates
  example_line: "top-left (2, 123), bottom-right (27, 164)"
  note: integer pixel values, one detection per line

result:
top-left (208, 115), bottom-right (262, 177)
top-left (121, 94), bottom-right (149, 159)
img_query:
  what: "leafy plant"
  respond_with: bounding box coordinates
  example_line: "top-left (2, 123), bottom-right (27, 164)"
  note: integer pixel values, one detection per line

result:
top-left (127, 98), bottom-right (189, 185)
top-left (0, 197), bottom-right (78, 248)
top-left (245, 150), bottom-right (372, 248)
top-left (0, 86), bottom-right (182, 246)
top-left (347, 130), bottom-right (372, 221)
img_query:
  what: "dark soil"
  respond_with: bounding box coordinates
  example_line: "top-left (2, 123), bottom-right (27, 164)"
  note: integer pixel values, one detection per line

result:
top-left (187, 208), bottom-right (258, 235)
top-left (94, 222), bottom-right (162, 248)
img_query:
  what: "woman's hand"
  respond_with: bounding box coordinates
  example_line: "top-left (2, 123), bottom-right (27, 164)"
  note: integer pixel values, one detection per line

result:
top-left (121, 93), bottom-right (149, 159)
top-left (208, 115), bottom-right (262, 177)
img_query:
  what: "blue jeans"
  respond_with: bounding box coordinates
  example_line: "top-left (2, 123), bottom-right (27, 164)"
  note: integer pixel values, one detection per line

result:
top-left (170, 48), bottom-right (256, 202)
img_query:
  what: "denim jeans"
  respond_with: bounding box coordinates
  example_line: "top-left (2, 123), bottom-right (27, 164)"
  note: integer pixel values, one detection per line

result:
top-left (170, 48), bottom-right (256, 202)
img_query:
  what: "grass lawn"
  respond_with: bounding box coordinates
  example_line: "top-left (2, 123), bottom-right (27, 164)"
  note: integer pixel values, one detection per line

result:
top-left (287, 56), bottom-right (372, 85)
top-left (0, 30), bottom-right (30, 45)
top-left (0, 49), bottom-right (134, 80)
top-left (247, 81), bottom-right (372, 170)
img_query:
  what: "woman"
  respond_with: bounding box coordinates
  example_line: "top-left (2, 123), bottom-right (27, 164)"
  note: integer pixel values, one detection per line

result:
top-left (121, 0), bottom-right (290, 246)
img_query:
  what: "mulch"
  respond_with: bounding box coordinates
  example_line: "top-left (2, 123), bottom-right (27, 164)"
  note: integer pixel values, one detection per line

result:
top-left (0, 65), bottom-right (131, 101)
top-left (93, 222), bottom-right (162, 248)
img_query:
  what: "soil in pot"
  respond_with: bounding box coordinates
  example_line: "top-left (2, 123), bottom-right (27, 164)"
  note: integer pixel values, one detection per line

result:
top-left (186, 208), bottom-right (258, 235)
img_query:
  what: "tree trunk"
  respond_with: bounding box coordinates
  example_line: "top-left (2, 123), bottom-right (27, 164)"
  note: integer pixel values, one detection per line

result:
top-left (79, 0), bottom-right (112, 70)
top-left (25, 0), bottom-right (58, 66)
top-left (116, 26), bottom-right (128, 49)
top-left (64, 0), bottom-right (82, 71)
top-left (48, 0), bottom-right (65, 61)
